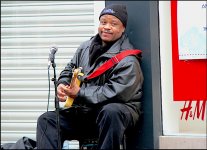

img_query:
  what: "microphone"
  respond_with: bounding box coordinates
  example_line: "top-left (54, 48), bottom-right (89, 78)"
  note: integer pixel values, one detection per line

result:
top-left (48, 46), bottom-right (58, 67)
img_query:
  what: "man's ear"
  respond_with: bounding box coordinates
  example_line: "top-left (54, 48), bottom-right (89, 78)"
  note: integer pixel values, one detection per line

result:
top-left (122, 27), bottom-right (126, 33)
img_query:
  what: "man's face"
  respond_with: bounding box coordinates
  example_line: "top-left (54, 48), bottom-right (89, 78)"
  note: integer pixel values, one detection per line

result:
top-left (98, 15), bottom-right (125, 44)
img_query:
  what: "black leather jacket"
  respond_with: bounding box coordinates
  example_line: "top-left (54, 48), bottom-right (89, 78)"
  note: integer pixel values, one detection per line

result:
top-left (58, 33), bottom-right (144, 123)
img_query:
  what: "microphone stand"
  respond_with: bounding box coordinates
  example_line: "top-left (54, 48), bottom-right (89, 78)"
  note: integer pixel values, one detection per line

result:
top-left (51, 60), bottom-right (61, 150)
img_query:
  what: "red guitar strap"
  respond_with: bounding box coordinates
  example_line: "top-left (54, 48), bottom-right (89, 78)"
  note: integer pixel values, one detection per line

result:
top-left (86, 49), bottom-right (142, 80)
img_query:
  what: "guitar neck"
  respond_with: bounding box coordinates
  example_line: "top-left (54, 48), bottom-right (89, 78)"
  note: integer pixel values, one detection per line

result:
top-left (70, 69), bottom-right (79, 88)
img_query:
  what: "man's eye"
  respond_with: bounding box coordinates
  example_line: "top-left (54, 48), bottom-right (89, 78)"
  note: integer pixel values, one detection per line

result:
top-left (111, 22), bottom-right (118, 26)
top-left (100, 21), bottom-right (106, 25)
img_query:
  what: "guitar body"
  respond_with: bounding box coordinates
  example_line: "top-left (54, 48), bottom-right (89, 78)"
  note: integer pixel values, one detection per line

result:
top-left (64, 67), bottom-right (83, 107)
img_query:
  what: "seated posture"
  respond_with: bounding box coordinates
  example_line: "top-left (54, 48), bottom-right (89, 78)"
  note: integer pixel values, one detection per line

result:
top-left (36, 4), bottom-right (144, 149)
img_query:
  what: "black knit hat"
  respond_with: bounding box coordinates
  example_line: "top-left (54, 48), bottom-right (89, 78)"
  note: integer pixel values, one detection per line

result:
top-left (99, 4), bottom-right (128, 27)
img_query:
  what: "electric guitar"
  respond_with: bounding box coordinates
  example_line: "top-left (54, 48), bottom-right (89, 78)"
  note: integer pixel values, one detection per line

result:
top-left (64, 67), bottom-right (84, 107)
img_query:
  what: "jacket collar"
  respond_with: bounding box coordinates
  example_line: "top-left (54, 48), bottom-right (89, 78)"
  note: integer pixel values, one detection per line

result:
top-left (85, 33), bottom-right (134, 76)
top-left (90, 33), bottom-right (133, 59)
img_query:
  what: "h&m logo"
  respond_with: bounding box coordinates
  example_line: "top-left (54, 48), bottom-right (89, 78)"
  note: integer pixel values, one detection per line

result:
top-left (180, 100), bottom-right (206, 121)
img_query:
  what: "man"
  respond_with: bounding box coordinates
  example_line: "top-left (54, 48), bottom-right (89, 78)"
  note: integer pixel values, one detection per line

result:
top-left (36, 4), bottom-right (144, 149)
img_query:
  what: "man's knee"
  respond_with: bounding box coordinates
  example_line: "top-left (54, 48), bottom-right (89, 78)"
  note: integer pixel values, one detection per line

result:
top-left (96, 103), bottom-right (130, 125)
top-left (37, 111), bottom-right (54, 125)
top-left (100, 103), bottom-right (123, 116)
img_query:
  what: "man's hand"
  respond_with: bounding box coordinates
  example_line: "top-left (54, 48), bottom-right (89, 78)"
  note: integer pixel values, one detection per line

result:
top-left (62, 83), bottom-right (81, 99)
top-left (57, 84), bottom-right (68, 102)
top-left (57, 83), bottom-right (80, 102)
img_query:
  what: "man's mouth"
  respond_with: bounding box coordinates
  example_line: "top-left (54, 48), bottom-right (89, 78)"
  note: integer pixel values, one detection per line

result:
top-left (102, 30), bottom-right (112, 34)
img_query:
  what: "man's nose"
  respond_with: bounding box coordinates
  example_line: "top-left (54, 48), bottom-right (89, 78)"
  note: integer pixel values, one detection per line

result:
top-left (104, 23), bottom-right (112, 29)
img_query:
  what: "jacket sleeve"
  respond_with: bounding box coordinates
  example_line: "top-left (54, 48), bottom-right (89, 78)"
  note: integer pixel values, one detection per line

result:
top-left (57, 44), bottom-right (84, 86)
top-left (77, 56), bottom-right (144, 105)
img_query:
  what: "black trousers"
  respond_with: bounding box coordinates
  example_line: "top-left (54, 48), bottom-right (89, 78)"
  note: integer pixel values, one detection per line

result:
top-left (36, 103), bottom-right (138, 149)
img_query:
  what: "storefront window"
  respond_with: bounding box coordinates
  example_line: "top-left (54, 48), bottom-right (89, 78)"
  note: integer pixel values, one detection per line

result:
top-left (159, 1), bottom-right (206, 136)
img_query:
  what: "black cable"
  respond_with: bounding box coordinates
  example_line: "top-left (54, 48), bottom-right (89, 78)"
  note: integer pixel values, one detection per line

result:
top-left (39, 65), bottom-right (51, 148)
top-left (52, 62), bottom-right (61, 150)
top-left (39, 53), bottom-right (61, 149)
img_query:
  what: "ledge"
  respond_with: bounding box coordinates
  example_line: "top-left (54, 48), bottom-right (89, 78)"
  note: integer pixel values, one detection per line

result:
top-left (159, 135), bottom-right (207, 149)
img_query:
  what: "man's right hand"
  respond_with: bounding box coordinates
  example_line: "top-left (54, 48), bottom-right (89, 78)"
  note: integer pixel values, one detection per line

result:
top-left (57, 84), bottom-right (68, 102)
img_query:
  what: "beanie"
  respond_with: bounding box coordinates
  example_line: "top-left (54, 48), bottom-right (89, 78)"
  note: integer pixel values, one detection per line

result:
top-left (99, 4), bottom-right (128, 27)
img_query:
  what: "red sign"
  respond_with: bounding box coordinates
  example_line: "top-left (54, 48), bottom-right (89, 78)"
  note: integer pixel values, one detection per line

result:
top-left (171, 1), bottom-right (207, 101)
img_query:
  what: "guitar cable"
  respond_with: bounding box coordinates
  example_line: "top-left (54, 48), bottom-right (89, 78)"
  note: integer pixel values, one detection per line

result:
top-left (38, 65), bottom-right (51, 148)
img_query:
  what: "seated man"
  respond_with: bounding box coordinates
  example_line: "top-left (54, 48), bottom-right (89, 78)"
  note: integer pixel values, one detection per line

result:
top-left (36, 4), bottom-right (144, 149)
